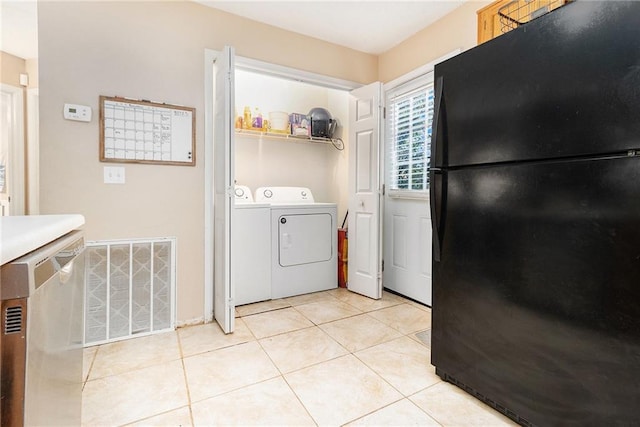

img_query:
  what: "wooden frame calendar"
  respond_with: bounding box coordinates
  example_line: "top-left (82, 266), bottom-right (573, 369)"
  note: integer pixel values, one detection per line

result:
top-left (99, 96), bottom-right (196, 166)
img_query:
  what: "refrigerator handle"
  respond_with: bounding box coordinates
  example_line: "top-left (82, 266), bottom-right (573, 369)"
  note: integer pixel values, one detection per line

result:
top-left (430, 170), bottom-right (443, 262)
top-left (430, 76), bottom-right (445, 262)
top-left (431, 76), bottom-right (444, 168)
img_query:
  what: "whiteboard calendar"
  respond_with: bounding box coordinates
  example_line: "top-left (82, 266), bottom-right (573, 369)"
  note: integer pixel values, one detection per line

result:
top-left (99, 96), bottom-right (195, 166)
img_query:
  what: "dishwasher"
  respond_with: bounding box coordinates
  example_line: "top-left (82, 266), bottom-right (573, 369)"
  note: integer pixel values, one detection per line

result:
top-left (1, 230), bottom-right (84, 426)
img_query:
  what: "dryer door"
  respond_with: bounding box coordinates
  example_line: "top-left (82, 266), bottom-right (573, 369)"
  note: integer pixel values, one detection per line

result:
top-left (278, 213), bottom-right (333, 266)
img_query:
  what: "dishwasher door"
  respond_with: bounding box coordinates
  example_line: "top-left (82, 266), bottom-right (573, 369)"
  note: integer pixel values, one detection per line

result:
top-left (1, 230), bottom-right (84, 426)
top-left (25, 237), bottom-right (85, 426)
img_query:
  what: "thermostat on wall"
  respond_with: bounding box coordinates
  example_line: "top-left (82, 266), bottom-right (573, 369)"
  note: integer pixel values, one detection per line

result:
top-left (63, 103), bottom-right (92, 122)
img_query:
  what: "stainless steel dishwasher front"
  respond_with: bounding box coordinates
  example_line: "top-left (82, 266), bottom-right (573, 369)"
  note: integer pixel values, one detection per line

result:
top-left (1, 230), bottom-right (84, 426)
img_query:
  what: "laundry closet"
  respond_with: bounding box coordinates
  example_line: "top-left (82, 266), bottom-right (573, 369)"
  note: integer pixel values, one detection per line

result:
top-left (210, 47), bottom-right (383, 333)
top-left (229, 66), bottom-right (352, 309)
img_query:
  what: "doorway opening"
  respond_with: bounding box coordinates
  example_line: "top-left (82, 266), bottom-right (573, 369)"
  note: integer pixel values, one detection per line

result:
top-left (205, 48), bottom-right (390, 333)
top-left (0, 83), bottom-right (25, 216)
top-left (380, 49), bottom-right (460, 307)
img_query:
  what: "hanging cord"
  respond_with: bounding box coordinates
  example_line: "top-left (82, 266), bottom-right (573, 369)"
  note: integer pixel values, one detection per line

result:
top-left (341, 210), bottom-right (349, 229)
top-left (331, 138), bottom-right (344, 151)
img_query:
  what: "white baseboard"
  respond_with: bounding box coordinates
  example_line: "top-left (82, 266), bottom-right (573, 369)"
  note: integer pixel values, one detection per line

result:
top-left (176, 317), bottom-right (205, 328)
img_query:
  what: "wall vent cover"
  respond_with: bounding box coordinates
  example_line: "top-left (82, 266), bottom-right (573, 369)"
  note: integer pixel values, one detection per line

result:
top-left (4, 306), bottom-right (23, 334)
top-left (84, 238), bottom-right (176, 346)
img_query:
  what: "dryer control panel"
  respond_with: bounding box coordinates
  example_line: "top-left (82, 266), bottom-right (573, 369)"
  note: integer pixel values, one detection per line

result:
top-left (255, 186), bottom-right (315, 203)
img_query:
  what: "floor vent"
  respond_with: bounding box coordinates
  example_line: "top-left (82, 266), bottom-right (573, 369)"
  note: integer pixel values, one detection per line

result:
top-left (4, 306), bottom-right (23, 334)
top-left (414, 329), bottom-right (431, 347)
top-left (84, 238), bottom-right (176, 346)
top-left (441, 371), bottom-right (534, 427)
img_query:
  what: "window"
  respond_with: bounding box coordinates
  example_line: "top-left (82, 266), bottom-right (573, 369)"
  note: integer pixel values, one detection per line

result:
top-left (386, 76), bottom-right (435, 194)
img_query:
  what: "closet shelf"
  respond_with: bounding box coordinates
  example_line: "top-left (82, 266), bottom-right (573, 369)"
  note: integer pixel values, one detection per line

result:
top-left (235, 129), bottom-right (344, 150)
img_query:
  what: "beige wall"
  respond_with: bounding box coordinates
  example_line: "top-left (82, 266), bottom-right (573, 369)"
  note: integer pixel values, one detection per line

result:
top-left (38, 0), bottom-right (491, 324)
top-left (38, 1), bottom-right (377, 324)
top-left (25, 59), bottom-right (38, 89)
top-left (378, 0), bottom-right (491, 83)
top-left (1, 51), bottom-right (26, 86)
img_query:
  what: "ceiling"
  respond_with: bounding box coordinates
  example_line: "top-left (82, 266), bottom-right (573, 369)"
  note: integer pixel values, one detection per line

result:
top-left (197, 1), bottom-right (465, 54)
top-left (0, 1), bottom-right (38, 59)
top-left (0, 1), bottom-right (464, 60)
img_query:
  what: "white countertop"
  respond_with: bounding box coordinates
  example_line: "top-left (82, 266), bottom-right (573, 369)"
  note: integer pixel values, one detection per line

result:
top-left (0, 214), bottom-right (85, 265)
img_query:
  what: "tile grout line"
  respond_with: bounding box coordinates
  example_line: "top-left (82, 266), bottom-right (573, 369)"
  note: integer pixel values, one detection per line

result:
top-left (237, 290), bottom-right (348, 318)
top-left (80, 351), bottom-right (184, 381)
top-left (258, 331), bottom-right (350, 376)
top-left (176, 329), bottom-right (196, 427)
top-left (238, 304), bottom-right (293, 318)
top-left (186, 375), bottom-right (283, 408)
top-left (83, 346), bottom-right (100, 390)
top-left (250, 329), bottom-right (320, 424)
top-left (339, 396), bottom-right (410, 426)
top-left (117, 406), bottom-right (192, 427)
top-left (277, 363), bottom-right (320, 426)
top-left (406, 386), bottom-right (456, 427)
top-left (343, 326), bottom-right (445, 427)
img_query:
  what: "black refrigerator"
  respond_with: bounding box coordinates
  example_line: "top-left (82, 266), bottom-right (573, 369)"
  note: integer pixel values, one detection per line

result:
top-left (429, 2), bottom-right (640, 425)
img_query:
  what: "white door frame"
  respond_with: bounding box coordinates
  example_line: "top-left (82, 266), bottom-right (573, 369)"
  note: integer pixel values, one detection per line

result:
top-left (0, 83), bottom-right (25, 216)
top-left (203, 49), bottom-right (360, 322)
top-left (27, 87), bottom-right (39, 214)
top-left (380, 50), bottom-right (461, 304)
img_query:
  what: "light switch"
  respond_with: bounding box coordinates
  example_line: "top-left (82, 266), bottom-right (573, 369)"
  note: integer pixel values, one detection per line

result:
top-left (104, 166), bottom-right (125, 184)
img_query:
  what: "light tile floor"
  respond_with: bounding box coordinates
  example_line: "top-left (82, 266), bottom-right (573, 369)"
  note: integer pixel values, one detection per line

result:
top-left (82, 288), bottom-right (516, 426)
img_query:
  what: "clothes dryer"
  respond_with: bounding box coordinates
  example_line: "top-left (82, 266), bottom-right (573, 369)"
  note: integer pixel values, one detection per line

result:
top-left (255, 187), bottom-right (337, 299)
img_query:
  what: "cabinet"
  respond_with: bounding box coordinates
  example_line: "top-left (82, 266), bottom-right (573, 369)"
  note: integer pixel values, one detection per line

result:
top-left (477, 0), bottom-right (511, 44)
top-left (477, 0), bottom-right (569, 44)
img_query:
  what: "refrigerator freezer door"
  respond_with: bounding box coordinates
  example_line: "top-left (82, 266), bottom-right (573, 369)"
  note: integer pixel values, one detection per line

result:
top-left (432, 1), bottom-right (640, 168)
top-left (431, 155), bottom-right (640, 425)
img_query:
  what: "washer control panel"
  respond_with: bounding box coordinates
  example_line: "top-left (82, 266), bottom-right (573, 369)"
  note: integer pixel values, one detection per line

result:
top-left (234, 185), bottom-right (254, 203)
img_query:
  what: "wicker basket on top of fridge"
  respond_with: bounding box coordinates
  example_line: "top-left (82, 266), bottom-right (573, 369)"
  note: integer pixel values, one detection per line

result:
top-left (499, 0), bottom-right (572, 34)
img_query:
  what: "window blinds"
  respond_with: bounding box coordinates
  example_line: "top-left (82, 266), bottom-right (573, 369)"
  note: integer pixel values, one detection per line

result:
top-left (387, 80), bottom-right (435, 192)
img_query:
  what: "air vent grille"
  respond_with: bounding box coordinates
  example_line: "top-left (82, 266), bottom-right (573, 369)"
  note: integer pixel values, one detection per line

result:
top-left (84, 238), bottom-right (175, 346)
top-left (4, 306), bottom-right (23, 334)
top-left (442, 372), bottom-right (534, 427)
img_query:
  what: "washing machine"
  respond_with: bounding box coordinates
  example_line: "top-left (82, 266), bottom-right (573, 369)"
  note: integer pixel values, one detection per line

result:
top-left (232, 185), bottom-right (271, 305)
top-left (255, 187), bottom-right (337, 299)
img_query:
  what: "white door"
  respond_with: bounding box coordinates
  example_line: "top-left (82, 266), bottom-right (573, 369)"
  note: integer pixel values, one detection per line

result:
top-left (383, 198), bottom-right (432, 304)
top-left (0, 84), bottom-right (25, 216)
top-left (382, 77), bottom-right (435, 305)
top-left (213, 46), bottom-right (235, 333)
top-left (348, 82), bottom-right (383, 299)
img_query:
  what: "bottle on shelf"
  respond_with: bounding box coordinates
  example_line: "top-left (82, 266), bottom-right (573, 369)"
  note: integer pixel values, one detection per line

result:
top-left (252, 107), bottom-right (263, 129)
top-left (243, 106), bottom-right (252, 130)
